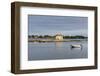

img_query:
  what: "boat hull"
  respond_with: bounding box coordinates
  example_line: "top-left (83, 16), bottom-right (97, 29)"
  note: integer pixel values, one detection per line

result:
top-left (71, 45), bottom-right (81, 48)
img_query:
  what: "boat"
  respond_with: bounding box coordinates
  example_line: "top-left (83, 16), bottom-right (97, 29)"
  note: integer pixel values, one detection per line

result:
top-left (71, 44), bottom-right (82, 48)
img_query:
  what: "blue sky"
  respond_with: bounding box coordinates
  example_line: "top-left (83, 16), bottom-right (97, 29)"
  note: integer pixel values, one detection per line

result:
top-left (28, 15), bottom-right (88, 36)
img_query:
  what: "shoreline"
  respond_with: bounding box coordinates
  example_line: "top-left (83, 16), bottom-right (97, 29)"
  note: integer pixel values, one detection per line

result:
top-left (28, 39), bottom-right (87, 42)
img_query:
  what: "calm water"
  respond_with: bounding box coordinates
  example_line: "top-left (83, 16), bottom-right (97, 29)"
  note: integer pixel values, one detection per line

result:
top-left (28, 41), bottom-right (88, 61)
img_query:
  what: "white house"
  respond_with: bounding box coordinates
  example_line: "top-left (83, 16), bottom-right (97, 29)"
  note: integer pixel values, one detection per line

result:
top-left (55, 33), bottom-right (63, 41)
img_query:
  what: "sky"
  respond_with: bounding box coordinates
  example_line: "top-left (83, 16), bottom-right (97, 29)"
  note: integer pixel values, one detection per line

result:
top-left (28, 15), bottom-right (88, 36)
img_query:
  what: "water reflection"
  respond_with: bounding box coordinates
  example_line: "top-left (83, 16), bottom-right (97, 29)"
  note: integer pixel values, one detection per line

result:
top-left (28, 41), bottom-right (88, 60)
top-left (55, 42), bottom-right (83, 51)
top-left (55, 42), bottom-right (63, 48)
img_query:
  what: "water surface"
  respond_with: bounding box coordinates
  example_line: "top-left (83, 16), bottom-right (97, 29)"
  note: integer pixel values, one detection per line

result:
top-left (28, 41), bottom-right (88, 61)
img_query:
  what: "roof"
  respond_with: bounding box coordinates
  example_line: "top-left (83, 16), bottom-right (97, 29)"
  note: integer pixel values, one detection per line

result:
top-left (55, 33), bottom-right (63, 36)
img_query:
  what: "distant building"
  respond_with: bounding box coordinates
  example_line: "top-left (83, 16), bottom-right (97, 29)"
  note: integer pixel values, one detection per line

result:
top-left (55, 33), bottom-right (63, 41)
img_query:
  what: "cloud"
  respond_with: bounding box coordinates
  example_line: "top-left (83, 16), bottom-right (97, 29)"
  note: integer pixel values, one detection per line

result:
top-left (28, 15), bottom-right (88, 36)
